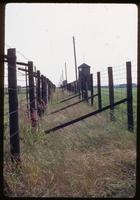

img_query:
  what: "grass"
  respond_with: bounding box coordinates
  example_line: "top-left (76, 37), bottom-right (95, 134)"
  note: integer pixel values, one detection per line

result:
top-left (93, 87), bottom-right (137, 132)
top-left (4, 88), bottom-right (136, 197)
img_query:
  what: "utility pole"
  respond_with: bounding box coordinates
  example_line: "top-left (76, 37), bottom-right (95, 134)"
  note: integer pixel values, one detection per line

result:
top-left (72, 36), bottom-right (78, 90)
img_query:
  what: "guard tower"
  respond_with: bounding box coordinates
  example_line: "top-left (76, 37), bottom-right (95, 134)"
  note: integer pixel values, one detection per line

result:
top-left (78, 63), bottom-right (91, 90)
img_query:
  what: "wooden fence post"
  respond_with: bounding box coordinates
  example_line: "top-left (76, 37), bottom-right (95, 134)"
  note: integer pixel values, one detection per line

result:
top-left (25, 66), bottom-right (29, 116)
top-left (46, 78), bottom-right (48, 104)
top-left (97, 72), bottom-right (102, 109)
top-left (48, 79), bottom-right (53, 103)
top-left (78, 80), bottom-right (81, 99)
top-left (41, 75), bottom-right (45, 112)
top-left (8, 48), bottom-right (20, 162)
top-left (41, 75), bottom-right (44, 102)
top-left (68, 83), bottom-right (71, 92)
top-left (81, 78), bottom-right (84, 100)
top-left (85, 77), bottom-right (89, 102)
top-left (34, 66), bottom-right (37, 102)
top-left (74, 81), bottom-right (76, 93)
top-left (44, 76), bottom-right (47, 104)
top-left (50, 81), bottom-right (54, 104)
top-left (69, 83), bottom-right (72, 92)
top-left (37, 70), bottom-right (41, 116)
top-left (126, 61), bottom-right (134, 132)
top-left (90, 73), bottom-right (94, 106)
top-left (108, 67), bottom-right (115, 121)
top-left (28, 61), bottom-right (37, 127)
top-left (47, 78), bottom-right (50, 102)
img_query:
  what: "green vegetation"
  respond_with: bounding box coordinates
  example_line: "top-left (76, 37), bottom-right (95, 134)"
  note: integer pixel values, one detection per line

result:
top-left (4, 88), bottom-right (136, 197)
top-left (93, 87), bottom-right (137, 132)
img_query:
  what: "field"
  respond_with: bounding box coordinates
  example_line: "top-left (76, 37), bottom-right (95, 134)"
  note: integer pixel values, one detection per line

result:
top-left (3, 87), bottom-right (136, 197)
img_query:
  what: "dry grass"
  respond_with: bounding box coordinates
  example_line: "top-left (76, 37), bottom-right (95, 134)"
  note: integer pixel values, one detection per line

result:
top-left (4, 89), bottom-right (136, 197)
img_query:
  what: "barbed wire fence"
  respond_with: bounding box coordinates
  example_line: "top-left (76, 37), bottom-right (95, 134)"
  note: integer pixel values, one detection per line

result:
top-left (93, 60), bottom-right (137, 133)
top-left (4, 45), bottom-right (137, 162)
top-left (44, 60), bottom-right (137, 134)
top-left (4, 47), bottom-right (56, 163)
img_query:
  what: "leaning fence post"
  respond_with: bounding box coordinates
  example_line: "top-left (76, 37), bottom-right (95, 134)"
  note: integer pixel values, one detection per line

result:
top-left (8, 48), bottom-right (20, 162)
top-left (90, 74), bottom-right (94, 106)
top-left (28, 61), bottom-right (37, 127)
top-left (97, 72), bottom-right (102, 109)
top-left (126, 61), bottom-right (134, 132)
top-left (108, 67), bottom-right (115, 121)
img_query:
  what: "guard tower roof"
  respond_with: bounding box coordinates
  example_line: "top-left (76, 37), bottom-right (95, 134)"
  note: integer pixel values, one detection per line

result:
top-left (78, 63), bottom-right (91, 69)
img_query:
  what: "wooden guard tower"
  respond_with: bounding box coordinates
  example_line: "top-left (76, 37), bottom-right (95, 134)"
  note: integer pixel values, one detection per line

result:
top-left (78, 63), bottom-right (91, 91)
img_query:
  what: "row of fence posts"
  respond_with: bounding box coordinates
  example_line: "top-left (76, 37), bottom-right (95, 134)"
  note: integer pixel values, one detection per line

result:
top-left (64, 81), bottom-right (77, 94)
top-left (6, 48), bottom-right (55, 162)
top-left (6, 47), bottom-right (133, 162)
top-left (64, 61), bottom-right (133, 133)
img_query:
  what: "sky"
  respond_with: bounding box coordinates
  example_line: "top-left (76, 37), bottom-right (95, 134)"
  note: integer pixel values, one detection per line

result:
top-left (5, 3), bottom-right (138, 86)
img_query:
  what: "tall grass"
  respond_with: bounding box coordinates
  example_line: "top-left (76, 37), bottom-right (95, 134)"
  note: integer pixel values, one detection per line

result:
top-left (4, 88), bottom-right (136, 197)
